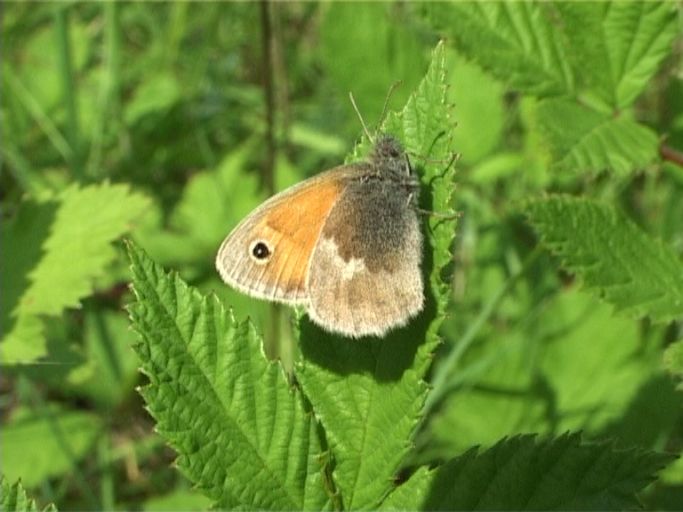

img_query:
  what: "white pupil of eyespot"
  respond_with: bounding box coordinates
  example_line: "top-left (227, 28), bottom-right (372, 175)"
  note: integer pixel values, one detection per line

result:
top-left (250, 240), bottom-right (271, 262)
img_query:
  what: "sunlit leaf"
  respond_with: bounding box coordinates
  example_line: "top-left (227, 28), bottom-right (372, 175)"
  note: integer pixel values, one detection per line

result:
top-left (1, 183), bottom-right (148, 363)
top-left (1, 406), bottom-right (101, 488)
top-left (127, 243), bottom-right (330, 510)
top-left (295, 41), bottom-right (458, 510)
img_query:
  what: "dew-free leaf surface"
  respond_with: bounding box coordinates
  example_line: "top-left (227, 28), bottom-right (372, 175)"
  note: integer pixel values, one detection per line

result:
top-left (127, 243), bottom-right (330, 510)
top-left (526, 196), bottom-right (683, 323)
top-left (384, 434), bottom-right (674, 511)
top-left (295, 41), bottom-right (458, 510)
top-left (1, 183), bottom-right (148, 363)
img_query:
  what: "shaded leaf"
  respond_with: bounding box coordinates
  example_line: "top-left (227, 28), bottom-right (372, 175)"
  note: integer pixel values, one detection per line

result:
top-left (535, 98), bottom-right (659, 175)
top-left (421, 433), bottom-right (674, 510)
top-left (526, 196), bottom-right (683, 323)
top-left (295, 41), bottom-right (457, 510)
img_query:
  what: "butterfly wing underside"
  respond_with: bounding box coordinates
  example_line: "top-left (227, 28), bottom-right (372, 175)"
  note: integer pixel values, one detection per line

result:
top-left (216, 168), bottom-right (357, 304)
top-left (306, 181), bottom-right (424, 337)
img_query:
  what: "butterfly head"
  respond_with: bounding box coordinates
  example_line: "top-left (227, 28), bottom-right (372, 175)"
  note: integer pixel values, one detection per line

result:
top-left (370, 134), bottom-right (412, 178)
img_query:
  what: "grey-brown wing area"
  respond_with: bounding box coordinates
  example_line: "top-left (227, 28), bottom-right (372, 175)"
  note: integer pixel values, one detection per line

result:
top-left (305, 179), bottom-right (424, 337)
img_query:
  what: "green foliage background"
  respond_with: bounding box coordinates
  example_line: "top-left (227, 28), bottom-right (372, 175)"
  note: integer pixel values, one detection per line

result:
top-left (2, 2), bottom-right (683, 510)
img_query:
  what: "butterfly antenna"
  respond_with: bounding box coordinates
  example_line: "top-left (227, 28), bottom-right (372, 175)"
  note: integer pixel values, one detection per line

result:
top-left (377, 80), bottom-right (402, 129)
top-left (349, 91), bottom-right (374, 143)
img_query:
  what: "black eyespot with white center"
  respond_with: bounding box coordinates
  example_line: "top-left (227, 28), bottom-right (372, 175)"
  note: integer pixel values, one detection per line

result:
top-left (249, 240), bottom-right (272, 264)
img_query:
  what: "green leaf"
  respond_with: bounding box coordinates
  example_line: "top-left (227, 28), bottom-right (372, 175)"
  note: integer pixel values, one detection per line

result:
top-left (142, 488), bottom-right (212, 512)
top-left (379, 467), bottom-right (433, 511)
top-left (425, 2), bottom-right (574, 97)
top-left (124, 73), bottom-right (182, 126)
top-left (554, 1), bottom-right (679, 109)
top-left (525, 196), bottom-right (683, 323)
top-left (418, 433), bottom-right (674, 510)
top-left (601, 374), bottom-right (683, 449)
top-left (0, 476), bottom-right (56, 512)
top-left (425, 1), bottom-right (677, 110)
top-left (295, 41), bottom-right (457, 510)
top-left (1, 183), bottom-right (148, 363)
top-left (537, 290), bottom-right (660, 433)
top-left (0, 406), bottom-right (101, 488)
top-left (127, 242), bottom-right (330, 510)
top-left (534, 98), bottom-right (659, 175)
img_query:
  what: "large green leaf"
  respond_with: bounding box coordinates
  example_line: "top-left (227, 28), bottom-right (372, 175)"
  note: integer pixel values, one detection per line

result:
top-left (554, 1), bottom-right (679, 109)
top-left (295, 42), bottom-right (457, 510)
top-left (385, 434), bottom-right (674, 510)
top-left (425, 1), bottom-right (574, 97)
top-left (127, 243), bottom-right (330, 510)
top-left (1, 183), bottom-right (148, 363)
top-left (425, 1), bottom-right (678, 110)
top-left (526, 196), bottom-right (683, 323)
top-left (534, 98), bottom-right (659, 175)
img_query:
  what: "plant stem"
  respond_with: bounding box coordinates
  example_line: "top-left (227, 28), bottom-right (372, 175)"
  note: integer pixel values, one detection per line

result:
top-left (660, 144), bottom-right (683, 168)
top-left (260, 0), bottom-right (281, 358)
top-left (54, 5), bottom-right (83, 181)
top-left (98, 435), bottom-right (115, 510)
top-left (87, 1), bottom-right (121, 178)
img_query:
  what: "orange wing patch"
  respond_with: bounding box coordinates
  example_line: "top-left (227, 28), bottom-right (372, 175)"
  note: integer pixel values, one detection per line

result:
top-left (256, 179), bottom-right (343, 299)
top-left (216, 172), bottom-right (347, 305)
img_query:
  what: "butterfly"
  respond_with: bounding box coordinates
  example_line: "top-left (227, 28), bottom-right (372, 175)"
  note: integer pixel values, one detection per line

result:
top-left (216, 134), bottom-right (424, 338)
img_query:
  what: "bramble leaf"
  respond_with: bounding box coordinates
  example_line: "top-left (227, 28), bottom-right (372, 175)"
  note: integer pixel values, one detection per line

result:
top-left (553, 1), bottom-right (679, 109)
top-left (0, 183), bottom-right (148, 363)
top-left (0, 476), bottom-right (56, 512)
top-left (295, 41), bottom-right (457, 510)
top-left (398, 434), bottom-right (673, 510)
top-left (127, 243), bottom-right (330, 510)
top-left (425, 2), bottom-right (574, 97)
top-left (534, 98), bottom-right (659, 175)
top-left (525, 196), bottom-right (683, 323)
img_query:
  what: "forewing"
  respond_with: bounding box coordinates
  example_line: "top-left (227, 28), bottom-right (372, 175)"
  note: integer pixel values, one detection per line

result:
top-left (216, 167), bottom-right (361, 304)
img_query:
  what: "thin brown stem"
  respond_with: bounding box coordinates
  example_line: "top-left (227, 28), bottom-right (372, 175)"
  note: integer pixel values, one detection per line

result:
top-left (260, 0), bottom-right (280, 358)
top-left (260, 0), bottom-right (276, 196)
top-left (660, 144), bottom-right (683, 168)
